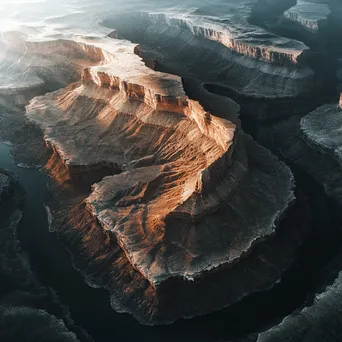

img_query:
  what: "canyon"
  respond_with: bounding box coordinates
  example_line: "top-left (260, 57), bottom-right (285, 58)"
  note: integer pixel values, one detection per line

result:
top-left (0, 164), bottom-right (89, 341)
top-left (0, 0), bottom-right (342, 340)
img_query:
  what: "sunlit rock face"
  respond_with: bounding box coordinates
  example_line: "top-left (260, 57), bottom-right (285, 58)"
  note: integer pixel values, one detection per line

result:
top-left (0, 32), bottom-right (104, 107)
top-left (256, 270), bottom-right (342, 342)
top-left (22, 31), bottom-right (309, 324)
top-left (105, 0), bottom-right (315, 102)
top-left (0, 0), bottom-right (341, 336)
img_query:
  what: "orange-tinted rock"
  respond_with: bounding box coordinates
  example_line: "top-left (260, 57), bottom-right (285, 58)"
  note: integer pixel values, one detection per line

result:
top-left (24, 35), bottom-right (300, 324)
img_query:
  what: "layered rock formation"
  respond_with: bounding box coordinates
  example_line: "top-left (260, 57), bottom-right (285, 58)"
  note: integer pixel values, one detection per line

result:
top-left (282, 0), bottom-right (331, 33)
top-left (2, 0), bottom-right (342, 339)
top-left (0, 169), bottom-right (85, 342)
top-left (0, 31), bottom-right (105, 107)
top-left (301, 99), bottom-right (342, 162)
top-left (104, 0), bottom-right (316, 107)
top-left (22, 33), bottom-right (311, 324)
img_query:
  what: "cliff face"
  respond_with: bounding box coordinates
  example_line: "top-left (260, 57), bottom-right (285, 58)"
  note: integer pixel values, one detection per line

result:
top-left (103, 0), bottom-right (316, 103)
top-left (282, 1), bottom-right (331, 33)
top-left (1, 0), bottom-right (342, 338)
top-left (0, 33), bottom-right (105, 107)
top-left (144, 10), bottom-right (309, 66)
top-left (23, 33), bottom-right (309, 324)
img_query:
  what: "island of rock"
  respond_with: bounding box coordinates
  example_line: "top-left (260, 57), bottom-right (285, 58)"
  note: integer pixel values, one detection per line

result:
top-left (4, 30), bottom-right (307, 324)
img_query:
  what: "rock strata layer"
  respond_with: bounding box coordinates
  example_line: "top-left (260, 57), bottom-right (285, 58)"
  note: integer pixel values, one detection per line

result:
top-left (0, 32), bottom-right (104, 107)
top-left (104, 0), bottom-right (316, 103)
top-left (23, 33), bottom-right (308, 324)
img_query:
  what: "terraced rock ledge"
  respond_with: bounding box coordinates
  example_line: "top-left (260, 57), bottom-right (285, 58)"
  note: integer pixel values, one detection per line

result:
top-left (14, 32), bottom-right (311, 324)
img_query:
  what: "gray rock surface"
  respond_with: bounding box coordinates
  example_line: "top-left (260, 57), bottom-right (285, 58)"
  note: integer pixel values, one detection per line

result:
top-left (301, 101), bottom-right (342, 163)
top-left (283, 0), bottom-right (331, 33)
top-left (269, 94), bottom-right (342, 214)
top-left (106, 1), bottom-right (315, 100)
top-left (22, 30), bottom-right (307, 324)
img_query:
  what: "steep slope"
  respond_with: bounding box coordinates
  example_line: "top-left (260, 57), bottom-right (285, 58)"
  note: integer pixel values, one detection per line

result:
top-left (0, 31), bottom-right (105, 107)
top-left (103, 0), bottom-right (315, 107)
top-left (2, 0), bottom-right (340, 337)
top-left (23, 33), bottom-right (309, 324)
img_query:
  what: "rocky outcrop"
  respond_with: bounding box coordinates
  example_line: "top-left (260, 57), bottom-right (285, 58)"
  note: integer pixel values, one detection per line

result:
top-left (301, 100), bottom-right (342, 163)
top-left (267, 94), bottom-right (342, 214)
top-left (23, 33), bottom-right (310, 324)
top-left (145, 11), bottom-right (308, 66)
top-left (282, 0), bottom-right (331, 33)
top-left (1, 0), bottom-right (342, 338)
top-left (0, 307), bottom-right (80, 342)
top-left (0, 169), bottom-right (87, 342)
top-left (103, 0), bottom-right (316, 105)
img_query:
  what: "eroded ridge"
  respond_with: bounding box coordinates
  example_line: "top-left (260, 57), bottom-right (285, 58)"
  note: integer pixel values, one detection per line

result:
top-left (105, 1), bottom-right (315, 100)
top-left (144, 9), bottom-right (309, 66)
top-left (0, 31), bottom-right (109, 106)
top-left (26, 34), bottom-right (296, 323)
top-left (26, 36), bottom-right (240, 284)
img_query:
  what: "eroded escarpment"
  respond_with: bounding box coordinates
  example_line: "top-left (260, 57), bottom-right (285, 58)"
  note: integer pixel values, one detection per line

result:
top-left (104, 1), bottom-right (315, 106)
top-left (0, 169), bottom-right (86, 342)
top-left (23, 35), bottom-right (309, 324)
top-left (104, 0), bottom-right (342, 121)
top-left (103, 26), bottom-right (317, 121)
